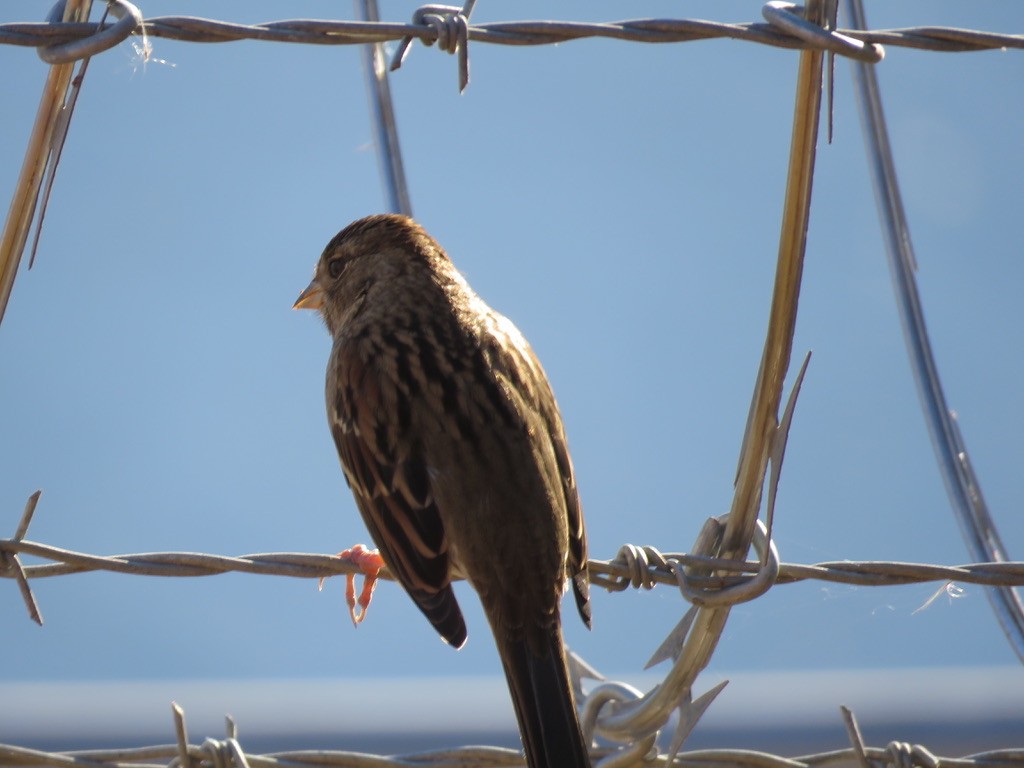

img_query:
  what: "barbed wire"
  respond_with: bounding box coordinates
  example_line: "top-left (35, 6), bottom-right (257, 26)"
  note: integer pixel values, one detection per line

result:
top-left (2, 491), bottom-right (1021, 618)
top-left (3, 3), bottom-right (1022, 766)
top-left (3, 742), bottom-right (1020, 768)
top-left (2, 13), bottom-right (1023, 56)
top-left (4, 536), bottom-right (1024, 600)
top-left (1, 701), bottom-right (1021, 768)
top-left (2, 534), bottom-right (1020, 768)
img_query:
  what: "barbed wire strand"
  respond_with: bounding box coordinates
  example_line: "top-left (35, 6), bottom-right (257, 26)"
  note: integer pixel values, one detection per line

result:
top-left (5, 535), bottom-right (1024, 595)
top-left (4, 488), bottom-right (1024, 764)
top-left (2, 15), bottom-right (1023, 58)
top-left (844, 0), bottom-right (1024, 664)
top-left (2, 699), bottom-right (1023, 768)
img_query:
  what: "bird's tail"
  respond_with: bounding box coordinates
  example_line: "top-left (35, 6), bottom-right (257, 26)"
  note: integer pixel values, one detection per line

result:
top-left (496, 623), bottom-right (592, 768)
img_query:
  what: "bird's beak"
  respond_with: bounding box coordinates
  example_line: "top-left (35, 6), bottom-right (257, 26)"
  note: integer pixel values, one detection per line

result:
top-left (293, 278), bottom-right (324, 311)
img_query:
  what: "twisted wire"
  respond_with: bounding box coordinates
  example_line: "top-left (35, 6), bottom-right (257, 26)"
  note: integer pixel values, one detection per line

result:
top-left (1, 15), bottom-right (1022, 56)
top-left (3, 536), bottom-right (1023, 590)
top-left (1, 735), bottom-right (1020, 768)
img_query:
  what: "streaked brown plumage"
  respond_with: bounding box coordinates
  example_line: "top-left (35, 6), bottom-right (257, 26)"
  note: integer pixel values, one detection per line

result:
top-left (295, 214), bottom-right (592, 768)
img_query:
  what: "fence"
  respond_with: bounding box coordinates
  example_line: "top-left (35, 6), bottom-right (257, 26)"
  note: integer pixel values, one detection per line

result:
top-left (1, 2), bottom-right (1022, 767)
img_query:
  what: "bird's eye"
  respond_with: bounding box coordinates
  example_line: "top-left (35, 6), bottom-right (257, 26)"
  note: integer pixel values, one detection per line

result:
top-left (327, 259), bottom-right (345, 279)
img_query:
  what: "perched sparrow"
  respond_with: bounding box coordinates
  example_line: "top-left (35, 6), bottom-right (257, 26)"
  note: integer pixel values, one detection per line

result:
top-left (295, 214), bottom-right (592, 768)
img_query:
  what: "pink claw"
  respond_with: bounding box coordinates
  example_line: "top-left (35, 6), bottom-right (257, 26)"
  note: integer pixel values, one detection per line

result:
top-left (320, 544), bottom-right (385, 627)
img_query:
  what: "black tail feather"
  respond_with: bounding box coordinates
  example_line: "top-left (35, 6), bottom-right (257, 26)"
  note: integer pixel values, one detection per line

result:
top-left (410, 583), bottom-right (467, 648)
top-left (497, 624), bottom-right (591, 768)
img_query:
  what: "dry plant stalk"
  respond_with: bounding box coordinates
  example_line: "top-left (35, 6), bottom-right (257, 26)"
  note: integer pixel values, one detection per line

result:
top-left (0, 0), bottom-right (92, 326)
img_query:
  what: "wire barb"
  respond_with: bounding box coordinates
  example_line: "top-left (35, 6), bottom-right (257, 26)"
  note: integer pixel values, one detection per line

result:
top-left (2, 491), bottom-right (44, 625)
top-left (841, 705), bottom-right (871, 768)
top-left (390, 1), bottom-right (476, 92)
top-left (764, 350), bottom-right (811, 567)
top-left (171, 702), bottom-right (192, 768)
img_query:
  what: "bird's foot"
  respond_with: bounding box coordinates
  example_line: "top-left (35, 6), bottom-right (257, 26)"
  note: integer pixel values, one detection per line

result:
top-left (320, 544), bottom-right (385, 627)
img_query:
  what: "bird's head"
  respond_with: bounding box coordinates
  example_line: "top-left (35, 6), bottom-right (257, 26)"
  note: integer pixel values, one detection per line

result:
top-left (294, 214), bottom-right (448, 335)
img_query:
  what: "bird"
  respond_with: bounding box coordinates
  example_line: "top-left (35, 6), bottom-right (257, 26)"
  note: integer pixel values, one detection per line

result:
top-left (294, 214), bottom-right (592, 768)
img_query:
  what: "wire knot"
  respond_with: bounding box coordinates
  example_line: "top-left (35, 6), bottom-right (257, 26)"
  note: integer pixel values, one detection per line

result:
top-left (199, 739), bottom-right (236, 768)
top-left (604, 544), bottom-right (669, 591)
top-left (419, 5), bottom-right (467, 55)
top-left (885, 741), bottom-right (940, 768)
top-left (390, 2), bottom-right (476, 92)
top-left (38, 0), bottom-right (142, 64)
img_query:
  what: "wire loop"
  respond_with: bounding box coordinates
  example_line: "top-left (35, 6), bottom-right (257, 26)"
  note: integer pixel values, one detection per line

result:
top-left (672, 515), bottom-right (780, 607)
top-left (37, 0), bottom-right (141, 64)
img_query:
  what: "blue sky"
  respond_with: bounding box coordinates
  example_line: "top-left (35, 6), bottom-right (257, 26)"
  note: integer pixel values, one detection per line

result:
top-left (1, 0), bottom-right (1022, 696)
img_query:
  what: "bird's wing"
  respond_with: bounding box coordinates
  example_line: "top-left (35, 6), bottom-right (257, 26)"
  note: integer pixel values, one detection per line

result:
top-left (329, 339), bottom-right (468, 648)
top-left (484, 314), bottom-right (591, 629)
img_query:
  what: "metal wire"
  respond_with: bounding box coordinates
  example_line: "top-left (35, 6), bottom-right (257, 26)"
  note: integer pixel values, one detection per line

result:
top-left (6, 536), bottom-right (1024, 590)
top-left (589, 7), bottom-right (834, 754)
top-left (35, 0), bottom-right (139, 64)
top-left (1, 722), bottom-right (1022, 768)
top-left (2, 2), bottom-right (1022, 763)
top-left (355, 0), bottom-right (412, 217)
top-left (845, 0), bottom-right (1024, 665)
top-left (1, 15), bottom-right (1023, 57)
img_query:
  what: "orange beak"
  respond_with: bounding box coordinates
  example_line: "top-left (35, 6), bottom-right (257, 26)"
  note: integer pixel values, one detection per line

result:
top-left (293, 278), bottom-right (324, 310)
